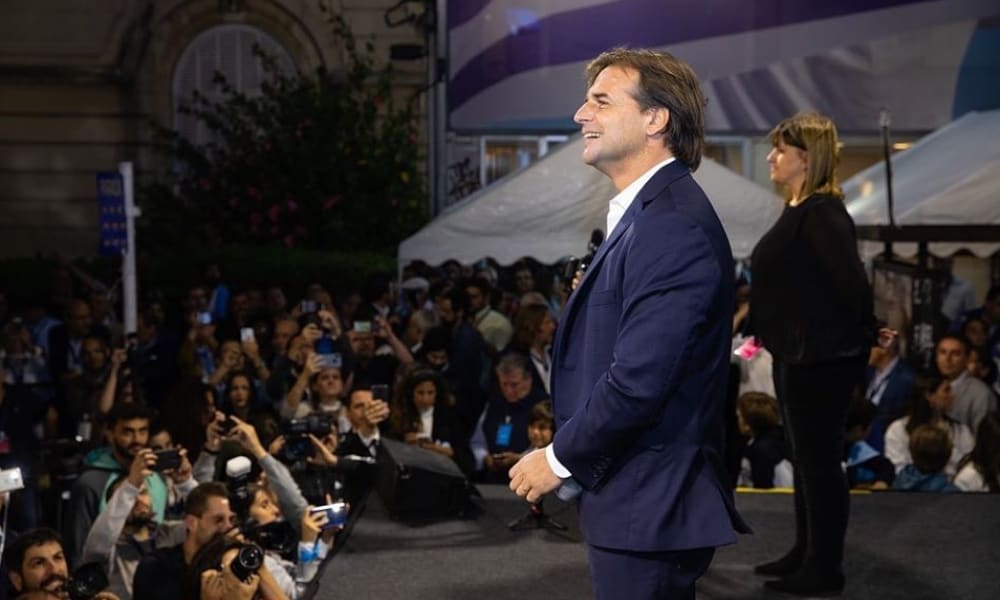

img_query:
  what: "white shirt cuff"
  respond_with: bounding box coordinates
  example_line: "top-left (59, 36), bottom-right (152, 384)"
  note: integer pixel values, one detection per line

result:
top-left (545, 443), bottom-right (572, 479)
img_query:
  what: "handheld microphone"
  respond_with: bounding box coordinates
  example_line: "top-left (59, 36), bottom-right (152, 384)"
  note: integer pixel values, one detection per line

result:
top-left (567, 229), bottom-right (606, 293)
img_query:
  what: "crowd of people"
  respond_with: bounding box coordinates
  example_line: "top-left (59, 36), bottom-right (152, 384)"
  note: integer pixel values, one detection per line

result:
top-left (0, 250), bottom-right (997, 598)
top-left (733, 285), bottom-right (1000, 494)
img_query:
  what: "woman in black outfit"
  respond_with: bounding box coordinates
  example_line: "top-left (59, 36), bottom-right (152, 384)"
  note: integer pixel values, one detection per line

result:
top-left (750, 112), bottom-right (886, 595)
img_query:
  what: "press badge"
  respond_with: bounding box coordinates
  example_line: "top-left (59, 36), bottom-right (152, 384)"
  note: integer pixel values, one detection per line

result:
top-left (495, 422), bottom-right (513, 447)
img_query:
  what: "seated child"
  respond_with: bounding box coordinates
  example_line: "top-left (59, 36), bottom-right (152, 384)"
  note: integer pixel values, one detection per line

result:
top-left (844, 394), bottom-right (895, 490)
top-left (525, 400), bottom-right (554, 453)
top-left (736, 392), bottom-right (792, 489)
top-left (893, 424), bottom-right (960, 492)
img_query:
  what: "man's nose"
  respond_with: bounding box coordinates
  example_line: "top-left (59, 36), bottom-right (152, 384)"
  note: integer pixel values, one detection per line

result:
top-left (574, 102), bottom-right (590, 124)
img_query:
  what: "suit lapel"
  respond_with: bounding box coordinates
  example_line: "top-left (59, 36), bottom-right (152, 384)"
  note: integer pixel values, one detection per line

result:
top-left (554, 199), bottom-right (639, 356)
top-left (553, 161), bottom-right (691, 367)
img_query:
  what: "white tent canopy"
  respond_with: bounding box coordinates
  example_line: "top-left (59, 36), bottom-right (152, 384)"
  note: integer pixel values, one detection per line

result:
top-left (844, 109), bottom-right (1000, 258)
top-left (399, 136), bottom-right (783, 267)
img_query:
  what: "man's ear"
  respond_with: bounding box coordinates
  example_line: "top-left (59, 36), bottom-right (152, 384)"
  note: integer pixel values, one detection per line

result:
top-left (8, 569), bottom-right (23, 592)
top-left (646, 106), bottom-right (670, 137)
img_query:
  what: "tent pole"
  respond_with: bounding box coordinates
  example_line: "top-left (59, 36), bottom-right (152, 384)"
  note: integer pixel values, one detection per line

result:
top-left (879, 108), bottom-right (896, 229)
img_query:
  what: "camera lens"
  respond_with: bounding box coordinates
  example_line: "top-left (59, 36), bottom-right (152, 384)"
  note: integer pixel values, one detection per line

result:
top-left (66, 562), bottom-right (109, 600)
top-left (229, 543), bottom-right (265, 582)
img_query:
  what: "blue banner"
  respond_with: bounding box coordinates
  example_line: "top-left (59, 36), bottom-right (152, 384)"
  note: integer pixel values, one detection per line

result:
top-left (97, 172), bottom-right (127, 257)
top-left (448, 0), bottom-right (1000, 132)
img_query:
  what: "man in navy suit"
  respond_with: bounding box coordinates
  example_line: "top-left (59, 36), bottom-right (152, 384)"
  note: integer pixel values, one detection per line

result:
top-left (509, 48), bottom-right (748, 599)
top-left (864, 333), bottom-right (915, 453)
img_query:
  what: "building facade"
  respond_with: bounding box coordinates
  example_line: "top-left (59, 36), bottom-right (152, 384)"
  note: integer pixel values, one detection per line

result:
top-left (0, 0), bottom-right (425, 257)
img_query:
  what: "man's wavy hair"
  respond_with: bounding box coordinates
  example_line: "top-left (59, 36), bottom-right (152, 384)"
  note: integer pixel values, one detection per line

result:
top-left (586, 48), bottom-right (707, 171)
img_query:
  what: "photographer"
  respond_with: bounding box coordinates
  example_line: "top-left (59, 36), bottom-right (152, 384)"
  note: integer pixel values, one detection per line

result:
top-left (0, 362), bottom-right (46, 534)
top-left (198, 416), bottom-right (307, 598)
top-left (5, 528), bottom-right (120, 600)
top-left (177, 310), bottom-right (218, 383)
top-left (280, 351), bottom-right (323, 420)
top-left (57, 335), bottom-right (111, 443)
top-left (195, 413), bottom-right (309, 535)
top-left (242, 483), bottom-right (337, 593)
top-left (208, 340), bottom-right (270, 403)
top-left (132, 482), bottom-right (287, 600)
top-left (95, 348), bottom-right (130, 418)
top-left (185, 534), bottom-right (288, 600)
top-left (280, 353), bottom-right (348, 426)
top-left (265, 335), bottom-right (313, 410)
top-left (79, 445), bottom-right (191, 600)
top-left (66, 404), bottom-right (193, 566)
top-left (345, 310), bottom-right (414, 394)
top-left (334, 387), bottom-right (389, 507)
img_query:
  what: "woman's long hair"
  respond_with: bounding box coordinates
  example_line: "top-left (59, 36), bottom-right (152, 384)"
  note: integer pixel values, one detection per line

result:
top-left (390, 368), bottom-right (448, 437)
top-left (183, 534), bottom-right (247, 599)
top-left (957, 412), bottom-right (1000, 492)
top-left (905, 374), bottom-right (945, 435)
top-left (510, 304), bottom-right (549, 353)
top-left (769, 111), bottom-right (842, 201)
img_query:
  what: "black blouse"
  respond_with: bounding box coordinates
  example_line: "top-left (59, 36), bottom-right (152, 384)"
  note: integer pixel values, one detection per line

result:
top-left (750, 193), bottom-right (875, 365)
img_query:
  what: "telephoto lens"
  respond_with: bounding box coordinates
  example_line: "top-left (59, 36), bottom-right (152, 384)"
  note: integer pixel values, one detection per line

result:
top-left (229, 542), bottom-right (265, 582)
top-left (66, 562), bottom-right (109, 600)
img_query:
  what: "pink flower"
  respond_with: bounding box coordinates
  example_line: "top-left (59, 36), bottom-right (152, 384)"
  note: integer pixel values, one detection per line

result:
top-left (228, 197), bottom-right (240, 209)
top-left (267, 204), bottom-right (281, 222)
top-left (270, 225), bottom-right (279, 236)
top-left (286, 199), bottom-right (298, 212)
top-left (247, 186), bottom-right (262, 200)
top-left (323, 196), bottom-right (341, 210)
top-left (283, 234), bottom-right (296, 248)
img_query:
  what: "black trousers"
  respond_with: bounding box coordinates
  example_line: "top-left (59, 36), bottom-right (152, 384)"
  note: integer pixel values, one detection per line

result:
top-left (772, 355), bottom-right (866, 574)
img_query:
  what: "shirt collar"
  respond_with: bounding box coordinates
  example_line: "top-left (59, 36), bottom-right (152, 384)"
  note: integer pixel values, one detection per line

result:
top-left (950, 371), bottom-right (970, 390)
top-left (875, 356), bottom-right (900, 378)
top-left (606, 157), bottom-right (675, 236)
top-left (358, 428), bottom-right (380, 447)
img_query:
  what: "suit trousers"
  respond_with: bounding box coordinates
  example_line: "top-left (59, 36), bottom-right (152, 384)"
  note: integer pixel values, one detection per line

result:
top-left (587, 544), bottom-right (715, 600)
top-left (773, 355), bottom-right (866, 574)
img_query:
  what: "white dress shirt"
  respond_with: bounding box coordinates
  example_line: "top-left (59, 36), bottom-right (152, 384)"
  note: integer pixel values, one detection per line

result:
top-left (605, 157), bottom-right (676, 236)
top-left (418, 406), bottom-right (434, 439)
top-left (866, 356), bottom-right (899, 406)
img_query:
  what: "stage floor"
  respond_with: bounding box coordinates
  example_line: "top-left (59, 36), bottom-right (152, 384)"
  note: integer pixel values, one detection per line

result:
top-left (313, 485), bottom-right (999, 599)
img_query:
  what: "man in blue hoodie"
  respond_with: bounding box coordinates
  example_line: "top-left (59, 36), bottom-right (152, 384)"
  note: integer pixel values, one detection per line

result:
top-left (65, 403), bottom-right (193, 565)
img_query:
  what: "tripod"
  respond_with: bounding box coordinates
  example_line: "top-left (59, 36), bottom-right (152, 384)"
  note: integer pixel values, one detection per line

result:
top-left (507, 500), bottom-right (568, 532)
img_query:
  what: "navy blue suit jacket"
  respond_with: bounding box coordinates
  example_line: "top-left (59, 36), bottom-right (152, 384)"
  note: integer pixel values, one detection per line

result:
top-left (864, 360), bottom-right (916, 453)
top-left (551, 161), bottom-right (749, 552)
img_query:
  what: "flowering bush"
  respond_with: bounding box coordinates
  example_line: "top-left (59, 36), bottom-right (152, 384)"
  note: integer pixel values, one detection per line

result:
top-left (142, 9), bottom-right (426, 253)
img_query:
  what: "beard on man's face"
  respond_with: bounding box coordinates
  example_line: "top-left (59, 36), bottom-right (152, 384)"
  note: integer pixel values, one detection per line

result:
top-left (125, 513), bottom-right (157, 531)
top-left (113, 439), bottom-right (143, 462)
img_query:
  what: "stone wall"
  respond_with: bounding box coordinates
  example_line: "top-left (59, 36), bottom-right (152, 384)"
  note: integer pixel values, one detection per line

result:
top-left (0, 0), bottom-right (426, 257)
